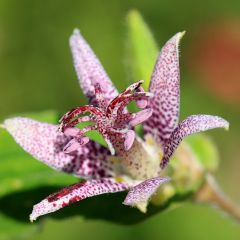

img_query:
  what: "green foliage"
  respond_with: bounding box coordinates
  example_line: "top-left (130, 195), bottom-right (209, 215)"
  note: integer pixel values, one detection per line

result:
top-left (0, 111), bottom-right (76, 239)
top-left (184, 134), bottom-right (219, 172)
top-left (0, 111), bottom-right (77, 199)
top-left (151, 135), bottom-right (219, 206)
top-left (0, 9), bottom-right (233, 240)
top-left (125, 10), bottom-right (159, 90)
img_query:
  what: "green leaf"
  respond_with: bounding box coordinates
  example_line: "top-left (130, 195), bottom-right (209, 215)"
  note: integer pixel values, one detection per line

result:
top-left (184, 134), bottom-right (219, 172)
top-left (169, 133), bottom-right (219, 195)
top-left (0, 111), bottom-right (77, 239)
top-left (152, 134), bottom-right (219, 206)
top-left (0, 110), bottom-right (76, 199)
top-left (0, 187), bottom-right (190, 226)
top-left (125, 10), bottom-right (159, 90)
top-left (0, 213), bottom-right (39, 240)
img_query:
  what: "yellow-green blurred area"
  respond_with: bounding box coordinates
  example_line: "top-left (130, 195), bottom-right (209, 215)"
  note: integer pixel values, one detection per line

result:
top-left (0, 0), bottom-right (240, 239)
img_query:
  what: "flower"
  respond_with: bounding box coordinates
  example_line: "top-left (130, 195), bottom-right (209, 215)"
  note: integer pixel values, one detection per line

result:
top-left (3, 29), bottom-right (229, 222)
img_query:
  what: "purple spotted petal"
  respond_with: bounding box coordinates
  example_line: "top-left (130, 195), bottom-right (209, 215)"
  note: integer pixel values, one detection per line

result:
top-left (123, 176), bottom-right (170, 211)
top-left (30, 178), bottom-right (129, 221)
top-left (161, 115), bottom-right (229, 169)
top-left (70, 29), bottom-right (118, 105)
top-left (4, 117), bottom-right (114, 178)
top-left (144, 32), bottom-right (185, 147)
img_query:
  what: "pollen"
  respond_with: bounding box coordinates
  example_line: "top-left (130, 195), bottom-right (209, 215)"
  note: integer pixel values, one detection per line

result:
top-left (145, 134), bottom-right (154, 145)
top-left (158, 151), bottom-right (163, 161)
top-left (114, 176), bottom-right (124, 183)
top-left (108, 156), bottom-right (121, 164)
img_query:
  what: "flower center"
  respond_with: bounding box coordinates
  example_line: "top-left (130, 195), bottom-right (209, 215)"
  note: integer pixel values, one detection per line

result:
top-left (58, 80), bottom-right (153, 157)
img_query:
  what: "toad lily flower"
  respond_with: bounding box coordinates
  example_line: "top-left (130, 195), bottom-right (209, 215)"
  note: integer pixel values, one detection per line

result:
top-left (3, 29), bottom-right (229, 222)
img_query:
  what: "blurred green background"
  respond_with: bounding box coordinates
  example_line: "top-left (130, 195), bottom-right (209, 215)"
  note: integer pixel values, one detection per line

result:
top-left (0, 0), bottom-right (240, 239)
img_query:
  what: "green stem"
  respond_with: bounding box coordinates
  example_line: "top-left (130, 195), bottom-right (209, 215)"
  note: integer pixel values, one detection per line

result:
top-left (194, 174), bottom-right (240, 221)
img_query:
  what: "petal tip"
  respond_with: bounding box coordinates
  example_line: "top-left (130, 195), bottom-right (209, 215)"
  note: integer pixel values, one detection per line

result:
top-left (70, 28), bottom-right (81, 45)
top-left (178, 31), bottom-right (186, 39)
top-left (223, 120), bottom-right (230, 131)
top-left (29, 213), bottom-right (36, 222)
top-left (72, 28), bottom-right (80, 36)
top-left (123, 176), bottom-right (170, 208)
top-left (104, 138), bottom-right (115, 155)
top-left (122, 199), bottom-right (148, 213)
top-left (124, 130), bottom-right (135, 151)
top-left (175, 31), bottom-right (186, 47)
top-left (4, 117), bottom-right (21, 132)
top-left (214, 116), bottom-right (229, 131)
top-left (122, 198), bottom-right (131, 206)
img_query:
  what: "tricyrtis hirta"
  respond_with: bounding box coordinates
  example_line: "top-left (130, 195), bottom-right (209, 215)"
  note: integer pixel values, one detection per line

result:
top-left (3, 29), bottom-right (229, 221)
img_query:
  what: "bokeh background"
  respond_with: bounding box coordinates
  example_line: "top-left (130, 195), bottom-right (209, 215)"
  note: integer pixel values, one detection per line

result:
top-left (0, 0), bottom-right (240, 239)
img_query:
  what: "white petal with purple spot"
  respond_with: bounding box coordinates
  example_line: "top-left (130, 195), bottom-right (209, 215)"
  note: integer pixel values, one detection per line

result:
top-left (4, 117), bottom-right (114, 178)
top-left (30, 178), bottom-right (129, 221)
top-left (161, 115), bottom-right (229, 169)
top-left (144, 32), bottom-right (185, 147)
top-left (70, 29), bottom-right (118, 105)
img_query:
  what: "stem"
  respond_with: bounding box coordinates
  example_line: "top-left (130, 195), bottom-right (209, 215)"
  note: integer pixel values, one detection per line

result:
top-left (194, 174), bottom-right (240, 221)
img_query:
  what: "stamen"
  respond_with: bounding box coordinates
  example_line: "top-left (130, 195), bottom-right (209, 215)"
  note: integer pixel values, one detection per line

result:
top-left (124, 130), bottom-right (135, 151)
top-left (59, 81), bottom-right (153, 155)
top-left (136, 86), bottom-right (148, 108)
top-left (63, 127), bottom-right (82, 137)
top-left (61, 116), bottom-right (92, 131)
top-left (129, 108), bottom-right (153, 127)
top-left (123, 80), bottom-right (143, 94)
top-left (116, 92), bottom-right (153, 116)
top-left (106, 80), bottom-right (144, 116)
top-left (104, 137), bottom-right (115, 155)
top-left (59, 106), bottom-right (103, 132)
top-left (63, 136), bottom-right (90, 153)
